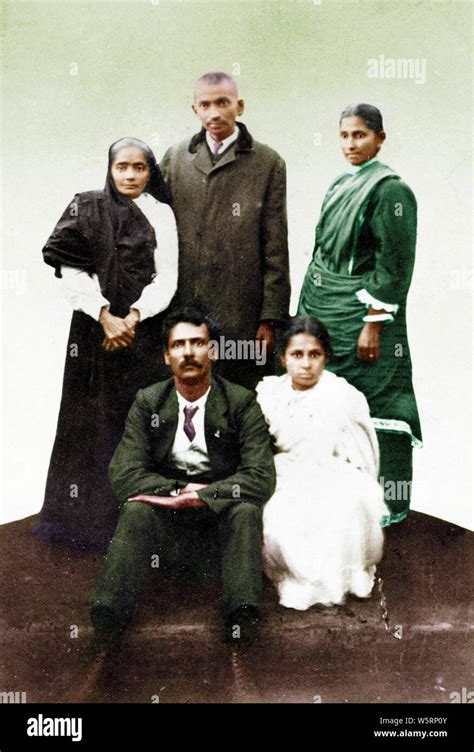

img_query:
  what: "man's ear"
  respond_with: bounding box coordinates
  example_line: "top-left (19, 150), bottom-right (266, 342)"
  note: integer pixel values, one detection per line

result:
top-left (164, 350), bottom-right (170, 366)
top-left (192, 103), bottom-right (198, 117)
top-left (207, 341), bottom-right (218, 362)
top-left (279, 355), bottom-right (286, 369)
top-left (237, 99), bottom-right (245, 116)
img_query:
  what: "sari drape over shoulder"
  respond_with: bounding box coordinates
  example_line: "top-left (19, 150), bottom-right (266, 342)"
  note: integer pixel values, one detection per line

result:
top-left (298, 160), bottom-right (422, 446)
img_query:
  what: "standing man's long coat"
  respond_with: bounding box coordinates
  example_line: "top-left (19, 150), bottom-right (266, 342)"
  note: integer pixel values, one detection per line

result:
top-left (160, 122), bottom-right (290, 347)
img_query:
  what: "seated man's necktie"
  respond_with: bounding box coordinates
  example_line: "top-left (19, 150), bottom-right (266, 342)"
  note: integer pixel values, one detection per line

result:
top-left (183, 406), bottom-right (198, 442)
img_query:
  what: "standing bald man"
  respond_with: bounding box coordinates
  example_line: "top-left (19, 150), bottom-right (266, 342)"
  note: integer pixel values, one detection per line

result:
top-left (160, 71), bottom-right (290, 389)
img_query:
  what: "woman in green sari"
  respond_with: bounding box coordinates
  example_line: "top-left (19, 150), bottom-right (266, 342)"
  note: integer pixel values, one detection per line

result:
top-left (298, 103), bottom-right (422, 526)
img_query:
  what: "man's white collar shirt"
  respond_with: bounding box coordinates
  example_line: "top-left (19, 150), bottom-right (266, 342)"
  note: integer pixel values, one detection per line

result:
top-left (170, 387), bottom-right (212, 475)
top-left (205, 127), bottom-right (239, 155)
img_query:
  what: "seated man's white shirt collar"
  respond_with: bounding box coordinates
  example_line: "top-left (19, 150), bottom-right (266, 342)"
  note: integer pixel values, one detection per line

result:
top-left (171, 386), bottom-right (212, 475)
top-left (175, 387), bottom-right (211, 413)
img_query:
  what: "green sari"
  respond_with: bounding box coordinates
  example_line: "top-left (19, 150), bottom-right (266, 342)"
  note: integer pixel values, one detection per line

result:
top-left (298, 159), bottom-right (422, 525)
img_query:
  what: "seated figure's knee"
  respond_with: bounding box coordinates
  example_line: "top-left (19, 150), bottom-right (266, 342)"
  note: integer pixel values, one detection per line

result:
top-left (225, 502), bottom-right (262, 529)
top-left (117, 501), bottom-right (155, 531)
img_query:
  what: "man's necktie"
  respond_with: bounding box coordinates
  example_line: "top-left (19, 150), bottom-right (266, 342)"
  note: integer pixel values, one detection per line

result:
top-left (213, 140), bottom-right (223, 155)
top-left (183, 405), bottom-right (198, 442)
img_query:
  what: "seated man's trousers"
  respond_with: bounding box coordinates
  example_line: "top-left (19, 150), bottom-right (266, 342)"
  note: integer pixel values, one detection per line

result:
top-left (91, 499), bottom-right (263, 628)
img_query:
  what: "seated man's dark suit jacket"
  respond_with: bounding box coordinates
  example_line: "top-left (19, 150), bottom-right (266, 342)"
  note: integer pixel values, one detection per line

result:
top-left (109, 374), bottom-right (276, 515)
top-left (93, 374), bottom-right (276, 620)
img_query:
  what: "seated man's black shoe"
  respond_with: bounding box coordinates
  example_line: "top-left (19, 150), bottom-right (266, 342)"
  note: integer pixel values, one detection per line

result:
top-left (72, 607), bottom-right (126, 702)
top-left (224, 605), bottom-right (259, 646)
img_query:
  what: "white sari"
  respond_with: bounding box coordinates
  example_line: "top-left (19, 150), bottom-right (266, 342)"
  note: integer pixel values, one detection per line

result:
top-left (256, 371), bottom-right (388, 610)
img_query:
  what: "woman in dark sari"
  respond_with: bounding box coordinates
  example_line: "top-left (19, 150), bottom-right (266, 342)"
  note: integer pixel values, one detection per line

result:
top-left (34, 138), bottom-right (178, 551)
top-left (298, 104), bottom-right (422, 526)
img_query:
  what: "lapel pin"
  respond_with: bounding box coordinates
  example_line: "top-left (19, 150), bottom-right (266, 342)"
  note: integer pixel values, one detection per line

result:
top-left (214, 429), bottom-right (220, 438)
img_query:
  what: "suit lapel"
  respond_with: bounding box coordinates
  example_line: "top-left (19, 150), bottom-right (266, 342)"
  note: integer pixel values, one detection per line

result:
top-left (204, 379), bottom-right (231, 468)
top-left (153, 378), bottom-right (233, 474)
top-left (153, 383), bottom-right (179, 462)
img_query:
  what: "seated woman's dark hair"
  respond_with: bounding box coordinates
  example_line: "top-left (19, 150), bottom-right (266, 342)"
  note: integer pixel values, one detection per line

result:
top-left (340, 103), bottom-right (384, 133)
top-left (161, 301), bottom-right (222, 349)
top-left (279, 316), bottom-right (333, 359)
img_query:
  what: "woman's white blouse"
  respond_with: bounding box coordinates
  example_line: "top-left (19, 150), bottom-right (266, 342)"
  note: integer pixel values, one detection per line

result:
top-left (59, 192), bottom-right (179, 321)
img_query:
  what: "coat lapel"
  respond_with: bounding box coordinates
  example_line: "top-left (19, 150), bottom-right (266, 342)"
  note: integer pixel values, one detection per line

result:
top-left (210, 146), bottom-right (238, 173)
top-left (190, 140), bottom-right (241, 177)
top-left (190, 143), bottom-right (214, 176)
top-left (152, 378), bottom-right (235, 475)
top-left (153, 383), bottom-right (179, 462)
top-left (204, 379), bottom-right (233, 470)
top-left (204, 379), bottom-right (228, 437)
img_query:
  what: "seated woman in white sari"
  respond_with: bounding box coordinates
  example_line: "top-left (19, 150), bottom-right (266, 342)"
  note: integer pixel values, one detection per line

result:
top-left (256, 316), bottom-right (388, 610)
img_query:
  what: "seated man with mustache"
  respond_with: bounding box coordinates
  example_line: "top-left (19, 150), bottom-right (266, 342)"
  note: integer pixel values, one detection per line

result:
top-left (90, 302), bottom-right (276, 652)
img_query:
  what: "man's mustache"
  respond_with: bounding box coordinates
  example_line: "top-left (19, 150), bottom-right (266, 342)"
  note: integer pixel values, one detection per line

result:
top-left (179, 358), bottom-right (202, 369)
